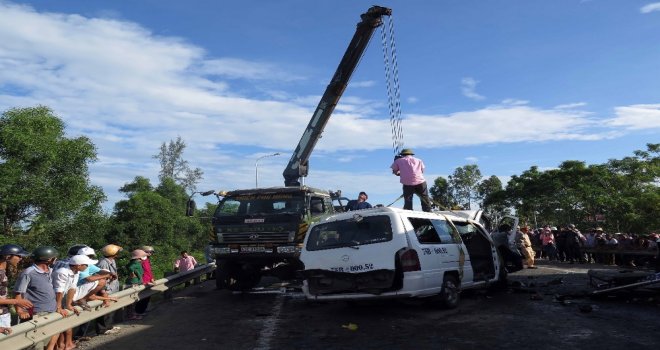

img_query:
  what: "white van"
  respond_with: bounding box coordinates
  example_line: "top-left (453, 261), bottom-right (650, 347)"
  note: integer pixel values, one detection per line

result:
top-left (300, 207), bottom-right (509, 308)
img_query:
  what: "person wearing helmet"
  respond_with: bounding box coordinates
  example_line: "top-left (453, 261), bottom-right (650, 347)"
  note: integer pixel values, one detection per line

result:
top-left (95, 244), bottom-right (123, 334)
top-left (0, 244), bottom-right (33, 335)
top-left (134, 245), bottom-right (155, 318)
top-left (14, 246), bottom-right (60, 350)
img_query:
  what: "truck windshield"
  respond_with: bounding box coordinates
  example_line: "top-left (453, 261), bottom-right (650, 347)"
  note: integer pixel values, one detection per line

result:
top-left (306, 215), bottom-right (393, 251)
top-left (215, 194), bottom-right (306, 216)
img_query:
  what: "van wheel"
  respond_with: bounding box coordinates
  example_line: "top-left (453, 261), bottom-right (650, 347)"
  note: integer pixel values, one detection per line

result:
top-left (438, 275), bottom-right (460, 309)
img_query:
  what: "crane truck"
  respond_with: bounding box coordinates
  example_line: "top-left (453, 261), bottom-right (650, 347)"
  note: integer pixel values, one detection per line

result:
top-left (193, 6), bottom-right (392, 291)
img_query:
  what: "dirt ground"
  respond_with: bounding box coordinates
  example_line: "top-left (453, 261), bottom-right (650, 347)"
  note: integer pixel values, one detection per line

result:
top-left (77, 260), bottom-right (660, 350)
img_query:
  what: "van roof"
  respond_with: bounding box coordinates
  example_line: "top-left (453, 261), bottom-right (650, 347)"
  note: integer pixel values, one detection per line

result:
top-left (436, 209), bottom-right (482, 221)
top-left (318, 206), bottom-right (452, 223)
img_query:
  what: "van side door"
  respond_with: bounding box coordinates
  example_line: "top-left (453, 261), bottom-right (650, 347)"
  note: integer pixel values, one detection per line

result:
top-left (431, 219), bottom-right (472, 285)
top-left (407, 217), bottom-right (462, 291)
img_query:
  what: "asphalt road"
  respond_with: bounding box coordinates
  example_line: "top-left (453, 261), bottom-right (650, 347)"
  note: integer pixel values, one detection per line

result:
top-left (78, 260), bottom-right (660, 350)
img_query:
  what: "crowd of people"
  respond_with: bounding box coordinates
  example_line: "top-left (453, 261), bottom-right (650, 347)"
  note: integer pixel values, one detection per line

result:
top-left (0, 242), bottom-right (158, 350)
top-left (500, 224), bottom-right (660, 271)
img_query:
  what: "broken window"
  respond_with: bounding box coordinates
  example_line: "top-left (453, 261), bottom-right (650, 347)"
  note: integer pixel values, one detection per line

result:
top-left (306, 215), bottom-right (393, 251)
top-left (409, 218), bottom-right (441, 244)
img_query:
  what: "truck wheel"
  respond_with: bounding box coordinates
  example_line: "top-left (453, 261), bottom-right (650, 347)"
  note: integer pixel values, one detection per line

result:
top-left (438, 275), bottom-right (460, 309)
top-left (215, 260), bottom-right (233, 290)
top-left (230, 264), bottom-right (261, 291)
top-left (216, 261), bottom-right (261, 291)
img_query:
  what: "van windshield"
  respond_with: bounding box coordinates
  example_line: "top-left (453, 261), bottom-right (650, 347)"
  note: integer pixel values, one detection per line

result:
top-left (215, 194), bottom-right (305, 217)
top-left (306, 215), bottom-right (392, 251)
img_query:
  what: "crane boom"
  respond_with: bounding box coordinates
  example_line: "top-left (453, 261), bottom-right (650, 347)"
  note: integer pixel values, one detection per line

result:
top-left (283, 5), bottom-right (392, 187)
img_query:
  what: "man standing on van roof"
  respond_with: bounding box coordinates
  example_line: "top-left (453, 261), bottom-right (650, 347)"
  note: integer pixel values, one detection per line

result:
top-left (391, 149), bottom-right (432, 212)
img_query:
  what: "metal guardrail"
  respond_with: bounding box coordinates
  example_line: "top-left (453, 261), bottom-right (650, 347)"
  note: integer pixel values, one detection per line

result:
top-left (582, 248), bottom-right (657, 256)
top-left (0, 263), bottom-right (216, 350)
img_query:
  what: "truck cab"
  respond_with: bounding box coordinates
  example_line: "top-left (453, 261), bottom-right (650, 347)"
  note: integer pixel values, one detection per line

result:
top-left (209, 186), bottom-right (334, 290)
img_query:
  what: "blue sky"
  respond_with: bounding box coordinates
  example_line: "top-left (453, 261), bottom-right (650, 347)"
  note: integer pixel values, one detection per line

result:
top-left (1, 0), bottom-right (659, 210)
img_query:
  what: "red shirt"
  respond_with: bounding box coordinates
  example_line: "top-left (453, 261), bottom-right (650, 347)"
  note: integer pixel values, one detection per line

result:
top-left (141, 258), bottom-right (154, 284)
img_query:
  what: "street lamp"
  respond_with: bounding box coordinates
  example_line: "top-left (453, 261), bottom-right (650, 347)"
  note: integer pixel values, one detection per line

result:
top-left (255, 152), bottom-right (280, 188)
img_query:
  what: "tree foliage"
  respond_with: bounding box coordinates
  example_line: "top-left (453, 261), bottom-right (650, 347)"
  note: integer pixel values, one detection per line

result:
top-left (502, 144), bottom-right (659, 232)
top-left (448, 165), bottom-right (482, 209)
top-left (153, 136), bottom-right (203, 192)
top-left (0, 106), bottom-right (101, 236)
top-left (429, 176), bottom-right (454, 209)
top-left (109, 176), bottom-right (208, 278)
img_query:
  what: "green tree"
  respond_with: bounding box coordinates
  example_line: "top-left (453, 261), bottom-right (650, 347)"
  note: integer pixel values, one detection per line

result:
top-left (429, 176), bottom-right (454, 209)
top-left (153, 136), bottom-right (203, 192)
top-left (0, 106), bottom-right (100, 236)
top-left (109, 177), bottom-right (207, 278)
top-left (500, 144), bottom-right (659, 233)
top-left (477, 175), bottom-right (509, 224)
top-left (600, 143), bottom-right (660, 232)
top-left (156, 177), bottom-right (189, 210)
top-left (448, 165), bottom-right (482, 209)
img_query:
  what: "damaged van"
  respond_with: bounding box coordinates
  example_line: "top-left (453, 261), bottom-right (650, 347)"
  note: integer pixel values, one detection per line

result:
top-left (300, 207), bottom-right (509, 308)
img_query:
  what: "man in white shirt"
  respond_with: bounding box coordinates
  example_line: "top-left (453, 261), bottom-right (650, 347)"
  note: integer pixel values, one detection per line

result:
top-left (52, 254), bottom-right (96, 350)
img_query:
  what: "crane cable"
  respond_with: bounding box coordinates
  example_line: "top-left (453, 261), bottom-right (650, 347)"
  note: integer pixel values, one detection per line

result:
top-left (381, 15), bottom-right (405, 157)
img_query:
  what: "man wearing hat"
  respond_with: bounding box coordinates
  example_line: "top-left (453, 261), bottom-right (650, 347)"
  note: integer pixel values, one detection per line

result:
top-left (345, 191), bottom-right (373, 211)
top-left (390, 148), bottom-right (432, 212)
top-left (52, 254), bottom-right (96, 350)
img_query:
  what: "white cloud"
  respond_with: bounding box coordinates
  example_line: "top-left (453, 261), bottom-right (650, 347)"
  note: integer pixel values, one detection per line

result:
top-left (407, 96), bottom-right (419, 104)
top-left (349, 80), bottom-right (376, 88)
top-left (465, 157), bottom-right (479, 163)
top-left (640, 3), bottom-right (660, 13)
top-left (500, 99), bottom-right (529, 106)
top-left (199, 58), bottom-right (304, 81)
top-left (606, 104), bottom-right (660, 130)
top-left (554, 102), bottom-right (587, 110)
top-left (461, 77), bottom-right (485, 101)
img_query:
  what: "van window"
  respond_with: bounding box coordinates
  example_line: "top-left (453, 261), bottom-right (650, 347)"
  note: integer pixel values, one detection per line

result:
top-left (449, 221), bottom-right (478, 243)
top-left (432, 219), bottom-right (462, 244)
top-left (409, 218), bottom-right (441, 244)
top-left (306, 215), bottom-right (392, 251)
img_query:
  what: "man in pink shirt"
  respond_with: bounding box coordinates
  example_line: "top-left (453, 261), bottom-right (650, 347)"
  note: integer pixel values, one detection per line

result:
top-left (174, 251), bottom-right (197, 273)
top-left (174, 251), bottom-right (198, 287)
top-left (390, 149), bottom-right (432, 212)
